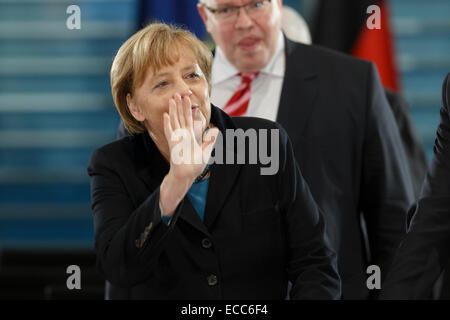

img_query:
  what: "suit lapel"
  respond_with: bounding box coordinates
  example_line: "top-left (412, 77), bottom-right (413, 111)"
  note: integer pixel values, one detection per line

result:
top-left (276, 37), bottom-right (319, 143)
top-left (180, 197), bottom-right (212, 236)
top-left (203, 157), bottom-right (241, 230)
top-left (203, 107), bottom-right (242, 230)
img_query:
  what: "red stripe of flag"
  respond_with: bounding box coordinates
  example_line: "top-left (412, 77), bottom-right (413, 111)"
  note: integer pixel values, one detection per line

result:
top-left (351, 0), bottom-right (400, 91)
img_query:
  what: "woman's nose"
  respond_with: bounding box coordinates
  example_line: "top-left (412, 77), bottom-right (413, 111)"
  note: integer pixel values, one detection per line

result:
top-left (177, 81), bottom-right (192, 97)
top-left (180, 88), bottom-right (193, 97)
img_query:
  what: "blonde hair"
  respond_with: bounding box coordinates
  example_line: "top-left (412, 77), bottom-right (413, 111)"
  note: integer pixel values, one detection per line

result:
top-left (110, 23), bottom-right (213, 134)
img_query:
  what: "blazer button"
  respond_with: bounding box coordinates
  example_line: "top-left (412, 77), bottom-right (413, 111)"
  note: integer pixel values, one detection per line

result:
top-left (207, 274), bottom-right (218, 286)
top-left (201, 238), bottom-right (212, 249)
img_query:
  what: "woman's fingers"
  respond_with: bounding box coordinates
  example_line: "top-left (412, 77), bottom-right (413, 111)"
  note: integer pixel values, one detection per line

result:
top-left (169, 98), bottom-right (180, 130)
top-left (193, 118), bottom-right (204, 145)
top-left (175, 93), bottom-right (186, 128)
top-left (202, 127), bottom-right (219, 160)
top-left (163, 112), bottom-right (172, 142)
top-left (183, 95), bottom-right (193, 129)
top-left (203, 127), bottom-right (219, 147)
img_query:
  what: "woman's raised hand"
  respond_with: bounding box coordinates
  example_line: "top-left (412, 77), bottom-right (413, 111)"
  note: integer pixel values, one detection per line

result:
top-left (159, 93), bottom-right (218, 217)
top-left (163, 93), bottom-right (218, 182)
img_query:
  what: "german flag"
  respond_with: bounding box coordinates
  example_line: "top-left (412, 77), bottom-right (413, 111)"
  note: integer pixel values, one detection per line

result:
top-left (312, 0), bottom-right (400, 91)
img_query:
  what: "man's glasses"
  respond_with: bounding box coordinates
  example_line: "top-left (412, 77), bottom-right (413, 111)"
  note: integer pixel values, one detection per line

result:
top-left (202, 0), bottom-right (272, 22)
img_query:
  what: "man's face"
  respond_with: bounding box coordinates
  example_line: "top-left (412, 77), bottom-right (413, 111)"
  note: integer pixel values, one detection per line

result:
top-left (198, 0), bottom-right (282, 73)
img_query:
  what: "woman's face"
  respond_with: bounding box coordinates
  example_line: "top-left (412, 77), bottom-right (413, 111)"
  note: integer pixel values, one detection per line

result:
top-left (127, 47), bottom-right (211, 154)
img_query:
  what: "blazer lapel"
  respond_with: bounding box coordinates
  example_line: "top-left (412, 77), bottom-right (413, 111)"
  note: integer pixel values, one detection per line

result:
top-left (276, 37), bottom-right (319, 143)
top-left (180, 198), bottom-right (212, 236)
top-left (203, 159), bottom-right (241, 231)
top-left (203, 107), bottom-right (242, 230)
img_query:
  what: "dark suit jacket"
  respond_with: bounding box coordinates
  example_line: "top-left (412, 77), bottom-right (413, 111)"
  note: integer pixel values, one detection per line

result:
top-left (380, 73), bottom-right (450, 299)
top-left (272, 40), bottom-right (415, 299)
top-left (88, 106), bottom-right (341, 299)
top-left (117, 39), bottom-right (416, 299)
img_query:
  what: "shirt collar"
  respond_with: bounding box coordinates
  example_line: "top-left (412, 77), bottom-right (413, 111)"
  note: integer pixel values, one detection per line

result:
top-left (212, 30), bottom-right (285, 85)
top-left (211, 45), bottom-right (239, 85)
top-left (260, 31), bottom-right (285, 77)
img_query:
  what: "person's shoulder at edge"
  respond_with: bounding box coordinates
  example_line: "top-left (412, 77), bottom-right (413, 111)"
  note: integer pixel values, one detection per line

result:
top-left (285, 38), bottom-right (372, 72)
top-left (88, 133), bottom-right (142, 169)
top-left (228, 114), bottom-right (290, 139)
top-left (231, 115), bottom-right (279, 130)
top-left (229, 115), bottom-right (291, 152)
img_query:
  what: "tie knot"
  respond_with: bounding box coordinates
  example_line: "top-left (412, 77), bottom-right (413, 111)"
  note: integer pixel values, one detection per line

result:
top-left (239, 72), bottom-right (259, 83)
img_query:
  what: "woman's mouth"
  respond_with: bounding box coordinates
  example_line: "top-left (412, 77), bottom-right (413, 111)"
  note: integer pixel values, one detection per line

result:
top-left (191, 105), bottom-right (199, 116)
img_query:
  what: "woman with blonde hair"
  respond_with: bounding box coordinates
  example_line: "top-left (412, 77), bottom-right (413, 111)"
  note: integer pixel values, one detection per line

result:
top-left (88, 23), bottom-right (340, 299)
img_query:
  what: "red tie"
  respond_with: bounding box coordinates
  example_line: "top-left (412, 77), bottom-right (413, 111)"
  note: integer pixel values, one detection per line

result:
top-left (223, 72), bottom-right (258, 117)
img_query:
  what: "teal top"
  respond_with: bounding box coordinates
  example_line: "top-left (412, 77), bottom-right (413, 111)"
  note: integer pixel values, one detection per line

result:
top-left (186, 178), bottom-right (210, 221)
top-left (161, 178), bottom-right (210, 225)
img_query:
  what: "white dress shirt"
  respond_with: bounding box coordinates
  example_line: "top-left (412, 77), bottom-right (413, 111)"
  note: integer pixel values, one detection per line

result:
top-left (210, 31), bottom-right (285, 122)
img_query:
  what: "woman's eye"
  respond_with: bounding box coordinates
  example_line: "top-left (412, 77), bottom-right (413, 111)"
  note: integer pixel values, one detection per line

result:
top-left (253, 1), bottom-right (264, 8)
top-left (155, 81), bottom-right (168, 88)
top-left (187, 73), bottom-right (199, 79)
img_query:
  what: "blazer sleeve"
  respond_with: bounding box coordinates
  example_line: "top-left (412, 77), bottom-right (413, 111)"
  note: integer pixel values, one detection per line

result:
top-left (381, 73), bottom-right (450, 299)
top-left (87, 147), bottom-right (184, 287)
top-left (359, 63), bottom-right (415, 277)
top-left (274, 123), bottom-right (341, 299)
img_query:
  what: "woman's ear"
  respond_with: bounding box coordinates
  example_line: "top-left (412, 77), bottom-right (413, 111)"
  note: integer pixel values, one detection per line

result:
top-left (127, 93), bottom-right (145, 122)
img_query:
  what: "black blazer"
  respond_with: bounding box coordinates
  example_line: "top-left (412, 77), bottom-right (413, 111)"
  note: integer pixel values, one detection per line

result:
top-left (274, 39), bottom-right (415, 299)
top-left (380, 73), bottom-right (450, 299)
top-left (88, 106), bottom-right (341, 299)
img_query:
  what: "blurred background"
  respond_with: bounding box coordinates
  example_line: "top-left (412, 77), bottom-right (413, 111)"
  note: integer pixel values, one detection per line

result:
top-left (0, 0), bottom-right (448, 299)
